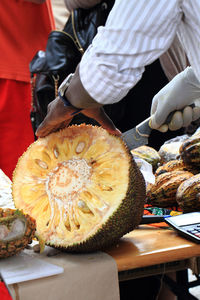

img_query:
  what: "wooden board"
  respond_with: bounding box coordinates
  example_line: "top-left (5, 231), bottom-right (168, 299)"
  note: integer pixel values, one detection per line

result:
top-left (105, 225), bottom-right (200, 271)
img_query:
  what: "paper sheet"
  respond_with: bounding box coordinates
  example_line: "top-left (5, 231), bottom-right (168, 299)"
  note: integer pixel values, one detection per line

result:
top-left (0, 252), bottom-right (64, 284)
top-left (7, 246), bottom-right (120, 300)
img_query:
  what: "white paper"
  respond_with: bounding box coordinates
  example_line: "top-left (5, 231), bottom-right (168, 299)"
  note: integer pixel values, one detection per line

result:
top-left (0, 252), bottom-right (64, 284)
top-left (134, 157), bottom-right (155, 185)
top-left (0, 169), bottom-right (15, 209)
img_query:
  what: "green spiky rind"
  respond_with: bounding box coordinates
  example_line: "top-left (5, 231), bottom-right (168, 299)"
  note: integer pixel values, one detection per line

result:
top-left (0, 209), bottom-right (26, 225)
top-left (47, 153), bottom-right (146, 253)
top-left (0, 208), bottom-right (36, 258)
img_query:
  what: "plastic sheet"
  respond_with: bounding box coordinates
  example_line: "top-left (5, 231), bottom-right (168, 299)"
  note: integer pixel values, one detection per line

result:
top-left (158, 134), bottom-right (190, 162)
top-left (133, 157), bottom-right (155, 186)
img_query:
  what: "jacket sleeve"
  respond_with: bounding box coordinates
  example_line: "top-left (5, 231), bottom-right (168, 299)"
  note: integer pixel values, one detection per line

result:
top-left (64, 0), bottom-right (101, 11)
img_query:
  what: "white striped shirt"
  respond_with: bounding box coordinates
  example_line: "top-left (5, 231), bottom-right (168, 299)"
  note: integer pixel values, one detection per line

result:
top-left (79, 0), bottom-right (200, 105)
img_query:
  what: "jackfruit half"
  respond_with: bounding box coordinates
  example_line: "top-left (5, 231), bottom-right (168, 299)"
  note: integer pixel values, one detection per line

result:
top-left (12, 125), bottom-right (145, 252)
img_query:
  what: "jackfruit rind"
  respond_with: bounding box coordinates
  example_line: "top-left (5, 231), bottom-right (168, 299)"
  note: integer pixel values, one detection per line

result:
top-left (12, 124), bottom-right (145, 252)
top-left (0, 208), bottom-right (36, 258)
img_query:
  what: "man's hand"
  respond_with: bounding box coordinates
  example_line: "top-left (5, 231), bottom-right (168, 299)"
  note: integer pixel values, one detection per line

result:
top-left (150, 67), bottom-right (200, 132)
top-left (36, 97), bottom-right (121, 138)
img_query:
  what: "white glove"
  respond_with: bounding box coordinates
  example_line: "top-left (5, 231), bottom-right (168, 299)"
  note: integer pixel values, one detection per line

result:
top-left (150, 67), bottom-right (200, 132)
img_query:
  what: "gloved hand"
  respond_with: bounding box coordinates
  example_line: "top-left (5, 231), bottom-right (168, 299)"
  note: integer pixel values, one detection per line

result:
top-left (150, 67), bottom-right (200, 132)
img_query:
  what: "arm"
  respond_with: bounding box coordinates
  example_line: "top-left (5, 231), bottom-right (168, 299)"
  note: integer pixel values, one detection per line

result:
top-left (36, 0), bottom-right (182, 137)
top-left (77, 0), bottom-right (181, 107)
top-left (64, 0), bottom-right (101, 11)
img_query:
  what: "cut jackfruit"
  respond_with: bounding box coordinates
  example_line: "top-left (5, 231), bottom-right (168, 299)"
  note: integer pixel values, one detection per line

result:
top-left (0, 208), bottom-right (36, 258)
top-left (12, 125), bottom-right (145, 252)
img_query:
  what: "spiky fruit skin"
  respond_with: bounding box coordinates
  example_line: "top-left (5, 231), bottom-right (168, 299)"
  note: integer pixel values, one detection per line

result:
top-left (155, 160), bottom-right (188, 177)
top-left (146, 170), bottom-right (193, 207)
top-left (131, 145), bottom-right (161, 172)
top-left (0, 208), bottom-right (36, 258)
top-left (12, 125), bottom-right (146, 253)
top-left (176, 174), bottom-right (200, 212)
top-left (179, 137), bottom-right (200, 169)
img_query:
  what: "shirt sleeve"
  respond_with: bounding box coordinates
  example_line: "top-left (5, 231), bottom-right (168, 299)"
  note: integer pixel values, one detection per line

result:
top-left (79, 0), bottom-right (182, 105)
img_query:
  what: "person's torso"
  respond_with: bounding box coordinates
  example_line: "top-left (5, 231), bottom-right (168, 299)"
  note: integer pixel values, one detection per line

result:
top-left (178, 0), bottom-right (200, 79)
top-left (0, 0), bottom-right (55, 82)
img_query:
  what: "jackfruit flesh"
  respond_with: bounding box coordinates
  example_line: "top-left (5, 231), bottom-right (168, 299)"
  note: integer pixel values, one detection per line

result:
top-left (12, 125), bottom-right (145, 252)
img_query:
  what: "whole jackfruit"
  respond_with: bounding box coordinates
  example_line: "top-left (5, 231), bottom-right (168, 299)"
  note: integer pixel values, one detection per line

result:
top-left (12, 125), bottom-right (146, 253)
top-left (0, 208), bottom-right (36, 258)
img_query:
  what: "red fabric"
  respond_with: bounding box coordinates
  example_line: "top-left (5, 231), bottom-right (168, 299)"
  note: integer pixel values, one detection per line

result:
top-left (0, 79), bottom-right (35, 179)
top-left (0, 282), bottom-right (12, 300)
top-left (0, 0), bottom-right (55, 82)
top-left (0, 1), bottom-right (55, 179)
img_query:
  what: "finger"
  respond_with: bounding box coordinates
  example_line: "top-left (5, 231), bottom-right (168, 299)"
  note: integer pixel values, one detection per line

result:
top-left (150, 97), bottom-right (172, 129)
top-left (150, 114), bottom-right (162, 129)
top-left (36, 124), bottom-right (58, 137)
top-left (150, 97), bottom-right (158, 115)
top-left (95, 109), bottom-right (121, 136)
top-left (157, 124), bottom-right (168, 132)
top-left (168, 111), bottom-right (183, 131)
top-left (36, 119), bottom-right (72, 137)
top-left (84, 108), bottom-right (121, 136)
top-left (149, 116), bottom-right (168, 132)
top-left (192, 106), bottom-right (200, 121)
top-left (58, 119), bottom-right (73, 130)
top-left (182, 106), bottom-right (193, 127)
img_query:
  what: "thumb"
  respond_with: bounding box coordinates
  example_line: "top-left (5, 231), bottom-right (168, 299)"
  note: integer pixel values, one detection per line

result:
top-left (150, 101), bottom-right (172, 129)
top-left (83, 107), bottom-right (121, 136)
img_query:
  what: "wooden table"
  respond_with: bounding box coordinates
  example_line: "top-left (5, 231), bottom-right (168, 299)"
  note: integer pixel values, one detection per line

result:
top-left (107, 224), bottom-right (200, 272)
top-left (106, 224), bottom-right (200, 299)
top-left (7, 224), bottom-right (200, 300)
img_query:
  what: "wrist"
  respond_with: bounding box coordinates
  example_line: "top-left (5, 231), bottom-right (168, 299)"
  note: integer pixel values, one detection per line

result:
top-left (58, 74), bottom-right (82, 114)
top-left (185, 67), bottom-right (200, 88)
top-left (58, 90), bottom-right (73, 107)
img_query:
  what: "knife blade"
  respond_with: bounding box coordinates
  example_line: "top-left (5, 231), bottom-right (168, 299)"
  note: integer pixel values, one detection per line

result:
top-left (121, 104), bottom-right (195, 150)
top-left (121, 116), bottom-right (152, 150)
